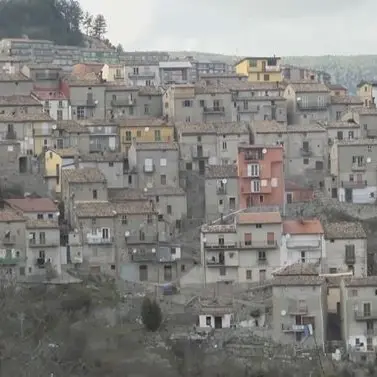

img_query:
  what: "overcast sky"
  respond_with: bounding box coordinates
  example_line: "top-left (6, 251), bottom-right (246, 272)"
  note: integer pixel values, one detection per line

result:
top-left (79, 0), bottom-right (377, 56)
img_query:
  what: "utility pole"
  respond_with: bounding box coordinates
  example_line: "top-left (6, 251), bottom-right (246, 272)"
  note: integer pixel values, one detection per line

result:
top-left (155, 204), bottom-right (159, 300)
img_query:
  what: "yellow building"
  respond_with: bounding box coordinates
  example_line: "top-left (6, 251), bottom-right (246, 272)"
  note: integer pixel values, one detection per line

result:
top-left (356, 81), bottom-right (376, 107)
top-left (119, 117), bottom-right (175, 152)
top-left (235, 56), bottom-right (282, 82)
top-left (44, 148), bottom-right (78, 195)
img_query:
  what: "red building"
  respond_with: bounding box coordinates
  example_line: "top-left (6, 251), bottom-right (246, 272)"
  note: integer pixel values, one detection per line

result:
top-left (237, 144), bottom-right (285, 208)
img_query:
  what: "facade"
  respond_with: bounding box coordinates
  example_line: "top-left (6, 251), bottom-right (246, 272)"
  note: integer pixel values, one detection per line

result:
top-left (21, 64), bottom-right (61, 90)
top-left (342, 108), bottom-right (377, 139)
top-left (205, 165), bottom-right (238, 222)
top-left (284, 82), bottom-right (331, 125)
top-left (282, 65), bottom-right (331, 84)
top-left (356, 81), bottom-right (377, 108)
top-left (32, 90), bottom-right (71, 121)
top-left (235, 57), bottom-right (282, 82)
top-left (124, 63), bottom-right (160, 87)
top-left (190, 59), bottom-right (230, 82)
top-left (280, 219), bottom-right (325, 267)
top-left (0, 71), bottom-right (33, 96)
top-left (159, 61), bottom-right (193, 85)
top-left (329, 96), bottom-right (363, 122)
top-left (323, 121), bottom-right (361, 145)
top-left (5, 197), bottom-right (58, 221)
top-left (119, 117), bottom-right (174, 152)
top-left (51, 121), bottom-right (90, 152)
top-left (328, 84), bottom-right (348, 97)
top-left (101, 64), bottom-right (125, 82)
top-left (323, 222), bottom-right (367, 277)
top-left (340, 277), bottom-right (377, 362)
top-left (237, 144), bottom-right (285, 208)
top-left (330, 139), bottom-right (377, 203)
top-left (272, 266), bottom-right (327, 350)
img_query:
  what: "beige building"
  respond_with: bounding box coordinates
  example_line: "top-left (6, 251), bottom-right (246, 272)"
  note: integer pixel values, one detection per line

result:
top-left (330, 139), bottom-right (377, 203)
top-left (323, 222), bottom-right (367, 277)
top-left (329, 96), bottom-right (363, 122)
top-left (51, 120), bottom-right (90, 152)
top-left (356, 81), bottom-right (377, 108)
top-left (101, 64), bottom-right (124, 82)
top-left (342, 107), bottom-right (377, 139)
top-left (320, 121), bottom-right (361, 145)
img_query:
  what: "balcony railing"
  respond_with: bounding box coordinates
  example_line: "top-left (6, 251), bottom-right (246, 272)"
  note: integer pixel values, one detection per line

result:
top-left (365, 328), bottom-right (377, 336)
top-left (131, 252), bottom-right (157, 262)
top-left (206, 258), bottom-right (224, 266)
top-left (355, 310), bottom-right (377, 321)
top-left (341, 180), bottom-right (367, 189)
top-left (0, 256), bottom-right (20, 265)
top-left (204, 242), bottom-right (237, 249)
top-left (143, 164), bottom-right (155, 173)
top-left (288, 304), bottom-right (308, 314)
top-left (86, 235), bottom-right (113, 245)
top-left (3, 235), bottom-right (16, 245)
top-left (217, 186), bottom-right (227, 195)
top-left (300, 148), bottom-right (312, 157)
top-left (128, 72), bottom-right (156, 79)
top-left (282, 324), bottom-right (306, 333)
top-left (257, 258), bottom-right (268, 265)
top-left (352, 163), bottom-right (366, 172)
top-left (203, 106), bottom-right (225, 113)
top-left (244, 152), bottom-right (264, 161)
top-left (29, 240), bottom-right (59, 247)
top-left (297, 102), bottom-right (328, 111)
top-left (239, 240), bottom-right (277, 249)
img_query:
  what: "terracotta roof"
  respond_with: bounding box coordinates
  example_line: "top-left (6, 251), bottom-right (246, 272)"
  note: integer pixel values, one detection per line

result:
top-left (201, 224), bottom-right (236, 233)
top-left (0, 95), bottom-right (41, 106)
top-left (26, 219), bottom-right (59, 229)
top-left (26, 64), bottom-right (61, 70)
top-left (72, 63), bottom-right (104, 76)
top-left (50, 148), bottom-right (79, 158)
top-left (56, 121), bottom-right (89, 133)
top-left (120, 117), bottom-right (172, 128)
top-left (0, 113), bottom-right (53, 122)
top-left (251, 120), bottom-right (286, 133)
top-left (285, 180), bottom-right (313, 191)
top-left (0, 209), bottom-right (25, 222)
top-left (286, 123), bottom-right (326, 133)
top-left (273, 276), bottom-right (324, 286)
top-left (77, 119), bottom-right (119, 127)
top-left (75, 201), bottom-right (116, 218)
top-left (32, 90), bottom-right (67, 101)
top-left (330, 96), bottom-right (362, 105)
top-left (134, 142), bottom-right (179, 151)
top-left (323, 221), bottom-right (366, 239)
top-left (345, 277), bottom-right (377, 287)
top-left (287, 82), bottom-right (330, 93)
top-left (283, 219), bottom-right (324, 235)
top-left (62, 168), bottom-right (106, 183)
top-left (194, 85), bottom-right (230, 95)
top-left (79, 152), bottom-right (128, 163)
top-left (327, 84), bottom-right (347, 91)
top-left (320, 121), bottom-right (360, 129)
top-left (6, 198), bottom-right (57, 213)
top-left (337, 138), bottom-right (377, 146)
top-left (205, 165), bottom-right (238, 179)
top-left (237, 212), bottom-right (282, 225)
top-left (274, 262), bottom-right (319, 276)
top-left (113, 201), bottom-right (155, 214)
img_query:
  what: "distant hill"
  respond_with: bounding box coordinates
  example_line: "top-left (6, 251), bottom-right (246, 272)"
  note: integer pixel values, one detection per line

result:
top-left (169, 51), bottom-right (377, 94)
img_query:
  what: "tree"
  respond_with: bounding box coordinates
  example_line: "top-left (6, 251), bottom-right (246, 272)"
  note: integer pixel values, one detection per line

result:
top-left (92, 14), bottom-right (107, 39)
top-left (82, 11), bottom-right (93, 35)
top-left (141, 296), bottom-right (162, 332)
top-left (116, 43), bottom-right (124, 53)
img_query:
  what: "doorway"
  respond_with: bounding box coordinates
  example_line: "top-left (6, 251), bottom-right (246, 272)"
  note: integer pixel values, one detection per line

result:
top-left (164, 265), bottom-right (172, 281)
top-left (214, 316), bottom-right (222, 329)
top-left (259, 269), bottom-right (266, 282)
top-left (198, 160), bottom-right (205, 174)
top-left (331, 188), bottom-right (337, 199)
top-left (345, 188), bottom-right (353, 203)
top-left (19, 157), bottom-right (27, 173)
top-left (286, 193), bottom-right (293, 204)
top-left (139, 265), bottom-right (148, 281)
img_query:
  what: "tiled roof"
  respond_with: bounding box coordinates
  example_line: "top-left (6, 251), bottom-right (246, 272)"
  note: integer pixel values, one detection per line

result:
top-left (108, 188), bottom-right (147, 202)
top-left (113, 201), bottom-right (155, 214)
top-left (323, 222), bottom-right (366, 239)
top-left (56, 121), bottom-right (89, 133)
top-left (226, 81), bottom-right (285, 91)
top-left (144, 186), bottom-right (186, 196)
top-left (120, 117), bottom-right (172, 128)
top-left (194, 85), bottom-right (231, 95)
top-left (77, 119), bottom-right (119, 127)
top-left (26, 219), bottom-right (59, 229)
top-left (32, 90), bottom-right (67, 101)
top-left (286, 123), bottom-right (326, 133)
top-left (0, 95), bottom-right (41, 106)
top-left (206, 165), bottom-right (238, 179)
top-left (251, 120), bottom-right (286, 133)
top-left (337, 138), bottom-right (377, 146)
top-left (327, 84), bottom-right (347, 91)
top-left (237, 212), bottom-right (282, 224)
top-left (62, 168), bottom-right (106, 183)
top-left (215, 122), bottom-right (249, 134)
top-left (75, 201), bottom-right (116, 218)
top-left (0, 209), bottom-right (25, 222)
top-left (274, 262), bottom-right (319, 276)
top-left (72, 63), bottom-right (104, 76)
top-left (288, 82), bottom-right (330, 93)
top-left (51, 148), bottom-right (79, 158)
top-left (138, 87), bottom-right (162, 96)
top-left (345, 277), bottom-right (377, 287)
top-left (320, 121), bottom-right (360, 129)
top-left (352, 107), bottom-right (377, 115)
top-left (330, 96), bottom-right (362, 105)
top-left (0, 72), bottom-right (30, 82)
top-left (273, 276), bottom-right (324, 286)
top-left (201, 224), bottom-right (236, 233)
top-left (25, 64), bottom-right (61, 70)
top-left (283, 219), bottom-right (324, 235)
top-left (0, 113), bottom-right (53, 122)
top-left (79, 152), bottom-right (128, 163)
top-left (176, 121), bottom-right (249, 135)
top-left (134, 142), bottom-right (179, 151)
top-left (6, 198), bottom-right (58, 213)
top-left (105, 84), bottom-right (139, 92)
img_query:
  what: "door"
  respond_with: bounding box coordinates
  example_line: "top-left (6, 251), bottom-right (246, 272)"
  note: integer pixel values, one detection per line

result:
top-left (164, 265), bottom-right (172, 281)
top-left (139, 265), bottom-right (148, 281)
top-left (345, 188), bottom-right (353, 203)
top-left (198, 160), bottom-right (205, 174)
top-left (259, 269), bottom-right (266, 282)
top-left (229, 197), bottom-right (236, 210)
top-left (214, 316), bottom-right (222, 329)
top-left (331, 188), bottom-right (337, 199)
top-left (315, 161), bottom-right (324, 170)
top-left (197, 145), bottom-right (203, 158)
top-left (246, 196), bottom-right (253, 207)
top-left (286, 193), bottom-right (293, 204)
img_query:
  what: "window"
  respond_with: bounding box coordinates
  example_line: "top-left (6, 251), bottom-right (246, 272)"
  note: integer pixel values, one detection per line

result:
top-left (146, 80), bottom-right (151, 86)
top-left (37, 214), bottom-right (43, 219)
top-left (133, 67), bottom-right (139, 75)
top-left (160, 158), bottom-right (167, 166)
top-left (109, 162), bottom-right (114, 167)
top-left (160, 174), bottom-right (166, 185)
top-left (57, 110), bottom-right (63, 120)
top-left (352, 156), bottom-right (364, 167)
top-left (39, 232), bottom-right (46, 244)
top-left (136, 130), bottom-right (141, 137)
top-left (345, 244), bottom-right (355, 264)
top-left (147, 214), bottom-right (152, 224)
top-left (219, 266), bottom-right (226, 276)
top-left (251, 180), bottom-right (260, 193)
top-left (246, 270), bottom-right (252, 280)
top-left (256, 224), bottom-right (262, 229)
top-left (199, 100), bottom-right (205, 107)
top-left (267, 232), bottom-right (275, 245)
top-left (58, 100), bottom-right (63, 108)
top-left (139, 230), bottom-right (145, 241)
top-left (182, 100), bottom-right (192, 107)
top-left (185, 116), bottom-right (191, 122)
top-left (337, 131), bottom-right (343, 140)
top-left (167, 205), bottom-right (172, 214)
top-left (144, 158), bottom-right (153, 172)
top-left (102, 228), bottom-right (109, 239)
top-left (264, 74), bottom-right (270, 81)
top-left (301, 251), bottom-right (306, 263)
top-left (350, 289), bottom-right (358, 297)
top-left (77, 106), bottom-right (85, 120)
top-left (121, 215), bottom-right (127, 225)
top-left (154, 130), bottom-right (161, 141)
top-left (258, 251), bottom-right (266, 261)
top-left (244, 233), bottom-right (252, 246)
top-left (125, 131), bottom-right (132, 141)
top-left (249, 59), bottom-right (257, 67)
top-left (364, 124), bottom-right (368, 130)
top-left (93, 190), bottom-right (97, 199)
top-left (348, 131), bottom-right (354, 139)
top-left (206, 316), bottom-right (212, 326)
top-left (197, 136), bottom-right (202, 142)
top-left (243, 100), bottom-right (248, 110)
top-left (303, 158), bottom-right (309, 165)
top-left (128, 175), bottom-right (132, 184)
top-left (144, 104), bottom-right (150, 115)
top-left (91, 218), bottom-right (96, 225)
top-left (336, 111), bottom-right (342, 121)
top-left (247, 164), bottom-right (259, 177)
top-left (222, 141), bottom-right (227, 150)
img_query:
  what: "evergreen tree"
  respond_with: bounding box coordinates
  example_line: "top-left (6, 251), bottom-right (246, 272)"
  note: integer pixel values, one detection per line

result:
top-left (141, 296), bottom-right (162, 332)
top-left (82, 11), bottom-right (93, 35)
top-left (92, 14), bottom-right (107, 39)
top-left (116, 43), bottom-right (124, 53)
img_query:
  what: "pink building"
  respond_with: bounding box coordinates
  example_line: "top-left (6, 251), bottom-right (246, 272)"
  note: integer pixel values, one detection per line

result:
top-left (237, 144), bottom-right (285, 208)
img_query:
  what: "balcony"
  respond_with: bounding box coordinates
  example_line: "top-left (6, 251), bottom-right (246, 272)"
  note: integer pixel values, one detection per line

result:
top-left (86, 235), bottom-right (113, 245)
top-left (239, 240), bottom-right (277, 249)
top-left (206, 258), bottom-right (224, 267)
top-left (3, 235), bottom-right (16, 245)
top-left (111, 98), bottom-right (136, 107)
top-left (131, 252), bottom-right (157, 262)
top-left (300, 147), bottom-right (312, 157)
top-left (355, 310), bottom-right (377, 321)
top-left (217, 186), bottom-right (227, 195)
top-left (204, 242), bottom-right (237, 249)
top-left (0, 255), bottom-right (20, 265)
top-left (365, 328), bottom-right (377, 336)
top-left (345, 255), bottom-right (356, 264)
top-left (29, 239), bottom-right (59, 248)
top-left (352, 163), bottom-right (366, 172)
top-left (86, 99), bottom-right (97, 107)
top-left (244, 151), bottom-right (264, 161)
top-left (203, 106), bottom-right (225, 114)
top-left (192, 147), bottom-right (210, 159)
top-left (128, 72), bottom-right (156, 79)
top-left (282, 324), bottom-right (306, 333)
top-left (143, 164), bottom-right (155, 173)
top-left (296, 102), bottom-right (328, 111)
top-left (257, 258), bottom-right (268, 265)
top-left (5, 131), bottom-right (17, 140)
top-left (341, 180), bottom-right (367, 189)
top-left (288, 303), bottom-right (308, 315)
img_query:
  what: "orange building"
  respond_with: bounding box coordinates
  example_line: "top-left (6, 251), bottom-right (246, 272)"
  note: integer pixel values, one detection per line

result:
top-left (237, 144), bottom-right (285, 208)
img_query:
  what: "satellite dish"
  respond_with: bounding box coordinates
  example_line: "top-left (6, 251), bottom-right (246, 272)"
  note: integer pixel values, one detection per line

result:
top-left (367, 157), bottom-right (372, 163)
top-left (262, 148), bottom-right (267, 154)
top-left (112, 210), bottom-right (117, 215)
top-left (222, 178), bottom-right (227, 184)
top-left (94, 100), bottom-right (99, 105)
top-left (297, 97), bottom-right (301, 101)
top-left (52, 124), bottom-right (57, 130)
top-left (151, 248), bottom-right (156, 253)
top-left (132, 249), bottom-right (137, 254)
top-left (285, 234), bottom-right (290, 239)
top-left (125, 231), bottom-right (130, 237)
top-left (143, 187), bottom-right (148, 192)
top-left (144, 127), bottom-right (150, 132)
top-left (24, 136), bottom-right (28, 141)
top-left (281, 310), bottom-right (286, 316)
top-left (146, 182), bottom-right (153, 189)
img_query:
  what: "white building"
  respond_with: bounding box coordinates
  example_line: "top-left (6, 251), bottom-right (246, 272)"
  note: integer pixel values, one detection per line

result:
top-left (280, 219), bottom-right (325, 267)
top-left (124, 63), bottom-right (160, 87)
top-left (323, 222), bottom-right (367, 277)
top-left (159, 61), bottom-right (193, 85)
top-left (198, 299), bottom-right (233, 329)
top-left (32, 90), bottom-right (71, 121)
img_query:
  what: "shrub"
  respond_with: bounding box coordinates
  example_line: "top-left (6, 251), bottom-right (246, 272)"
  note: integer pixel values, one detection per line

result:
top-left (141, 296), bottom-right (162, 332)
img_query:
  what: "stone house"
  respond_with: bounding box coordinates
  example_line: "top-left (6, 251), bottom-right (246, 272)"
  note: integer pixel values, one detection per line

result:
top-left (5, 197), bottom-right (58, 221)
top-left (51, 120), bottom-right (90, 152)
top-left (329, 96), bottom-right (363, 122)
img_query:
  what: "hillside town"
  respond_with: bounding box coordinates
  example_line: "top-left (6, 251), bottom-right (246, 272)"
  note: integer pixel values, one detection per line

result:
top-left (2, 37), bottom-right (377, 366)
